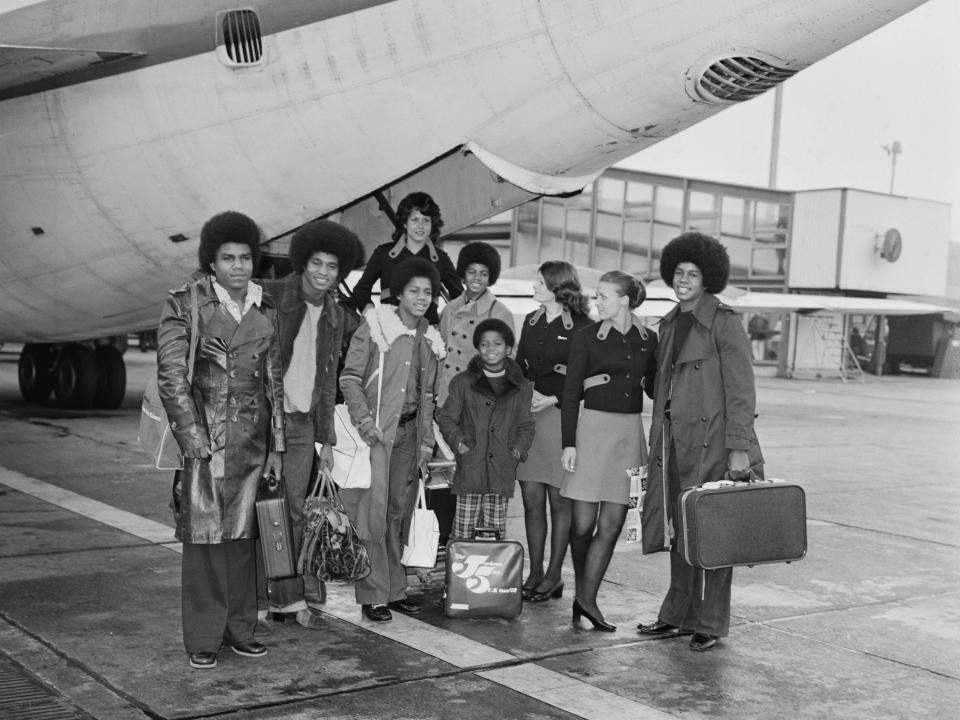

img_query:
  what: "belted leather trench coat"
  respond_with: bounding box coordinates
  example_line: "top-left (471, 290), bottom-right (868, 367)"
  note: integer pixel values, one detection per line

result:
top-left (157, 275), bottom-right (285, 543)
top-left (640, 293), bottom-right (763, 554)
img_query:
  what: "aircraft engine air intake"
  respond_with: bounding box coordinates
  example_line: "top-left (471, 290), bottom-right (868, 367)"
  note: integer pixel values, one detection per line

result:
top-left (686, 52), bottom-right (799, 104)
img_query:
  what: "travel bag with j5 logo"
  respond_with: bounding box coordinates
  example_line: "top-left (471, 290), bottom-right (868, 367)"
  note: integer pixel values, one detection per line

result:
top-left (443, 527), bottom-right (523, 619)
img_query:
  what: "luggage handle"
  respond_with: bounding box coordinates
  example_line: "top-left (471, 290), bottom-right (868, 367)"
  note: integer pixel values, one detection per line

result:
top-left (472, 526), bottom-right (501, 541)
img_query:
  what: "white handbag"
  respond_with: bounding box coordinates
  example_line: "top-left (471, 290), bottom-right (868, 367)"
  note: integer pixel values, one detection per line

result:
top-left (325, 351), bottom-right (383, 490)
top-left (401, 476), bottom-right (440, 568)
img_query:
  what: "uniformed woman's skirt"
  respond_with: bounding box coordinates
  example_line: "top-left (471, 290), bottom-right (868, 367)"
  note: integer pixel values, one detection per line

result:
top-left (560, 409), bottom-right (646, 504)
top-left (516, 403), bottom-right (564, 488)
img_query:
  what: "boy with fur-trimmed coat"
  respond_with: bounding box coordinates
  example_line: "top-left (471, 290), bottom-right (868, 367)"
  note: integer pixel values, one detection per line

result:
top-left (338, 258), bottom-right (446, 622)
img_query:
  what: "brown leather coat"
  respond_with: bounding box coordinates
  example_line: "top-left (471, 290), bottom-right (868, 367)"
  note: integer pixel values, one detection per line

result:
top-left (158, 275), bottom-right (285, 543)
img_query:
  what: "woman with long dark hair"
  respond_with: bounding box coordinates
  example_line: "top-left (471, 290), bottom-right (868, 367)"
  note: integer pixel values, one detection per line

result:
top-left (515, 261), bottom-right (592, 602)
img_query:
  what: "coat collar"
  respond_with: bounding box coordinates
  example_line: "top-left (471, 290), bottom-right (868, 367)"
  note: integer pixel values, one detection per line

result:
top-left (662, 292), bottom-right (722, 330)
top-left (365, 304), bottom-right (446, 359)
top-left (273, 274), bottom-right (340, 327)
top-left (596, 315), bottom-right (649, 340)
top-left (466, 355), bottom-right (526, 394)
top-left (527, 305), bottom-right (574, 330)
top-left (386, 236), bottom-right (440, 263)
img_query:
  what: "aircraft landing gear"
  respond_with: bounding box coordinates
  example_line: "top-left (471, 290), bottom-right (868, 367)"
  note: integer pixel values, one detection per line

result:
top-left (18, 344), bottom-right (56, 402)
top-left (17, 342), bottom-right (128, 409)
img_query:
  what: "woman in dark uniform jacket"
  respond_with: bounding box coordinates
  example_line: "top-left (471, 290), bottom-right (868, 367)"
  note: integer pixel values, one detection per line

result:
top-left (560, 271), bottom-right (656, 631)
top-left (350, 191), bottom-right (461, 325)
top-left (515, 261), bottom-right (592, 602)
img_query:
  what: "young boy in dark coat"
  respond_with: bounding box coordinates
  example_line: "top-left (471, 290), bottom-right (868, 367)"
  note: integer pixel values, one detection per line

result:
top-left (436, 319), bottom-right (536, 540)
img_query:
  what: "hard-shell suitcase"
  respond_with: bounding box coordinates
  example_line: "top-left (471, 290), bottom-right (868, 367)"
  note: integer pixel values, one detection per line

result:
top-left (443, 528), bottom-right (523, 618)
top-left (256, 476), bottom-right (297, 580)
top-left (676, 478), bottom-right (807, 570)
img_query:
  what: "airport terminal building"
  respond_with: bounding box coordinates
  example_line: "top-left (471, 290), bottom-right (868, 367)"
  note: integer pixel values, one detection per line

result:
top-left (445, 167), bottom-right (958, 380)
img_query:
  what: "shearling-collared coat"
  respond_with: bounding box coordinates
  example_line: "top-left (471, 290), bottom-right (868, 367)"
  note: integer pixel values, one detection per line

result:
top-left (262, 273), bottom-right (356, 445)
top-left (641, 293), bottom-right (764, 554)
top-left (338, 305), bottom-right (445, 543)
top-left (437, 289), bottom-right (516, 406)
top-left (158, 275), bottom-right (285, 543)
top-left (436, 355), bottom-right (535, 497)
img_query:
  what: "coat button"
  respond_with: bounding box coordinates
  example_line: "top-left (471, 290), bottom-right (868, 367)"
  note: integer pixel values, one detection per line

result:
top-left (229, 370), bottom-right (238, 377)
top-left (694, 363), bottom-right (701, 369)
top-left (701, 417), bottom-right (708, 422)
top-left (703, 442), bottom-right (709, 447)
top-left (253, 370), bottom-right (260, 377)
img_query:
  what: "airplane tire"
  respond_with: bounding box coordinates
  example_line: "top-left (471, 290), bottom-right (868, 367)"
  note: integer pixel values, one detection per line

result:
top-left (18, 344), bottom-right (54, 403)
top-left (94, 345), bottom-right (127, 409)
top-left (54, 344), bottom-right (97, 409)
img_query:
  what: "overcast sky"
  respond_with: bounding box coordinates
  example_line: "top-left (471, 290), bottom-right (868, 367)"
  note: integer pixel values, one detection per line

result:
top-left (618, 0), bottom-right (959, 242)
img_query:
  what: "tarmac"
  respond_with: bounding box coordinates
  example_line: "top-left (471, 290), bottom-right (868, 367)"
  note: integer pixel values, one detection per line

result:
top-left (0, 345), bottom-right (958, 720)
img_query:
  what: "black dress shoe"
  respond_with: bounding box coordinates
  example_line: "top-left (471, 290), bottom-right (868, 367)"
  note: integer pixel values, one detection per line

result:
top-left (637, 619), bottom-right (691, 637)
top-left (689, 633), bottom-right (719, 651)
top-left (189, 651), bottom-right (217, 669)
top-left (230, 641), bottom-right (267, 657)
top-left (387, 597), bottom-right (422, 614)
top-left (361, 604), bottom-right (393, 622)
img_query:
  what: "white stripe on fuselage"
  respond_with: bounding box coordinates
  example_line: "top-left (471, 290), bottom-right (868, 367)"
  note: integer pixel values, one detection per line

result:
top-left (0, 464), bottom-right (673, 720)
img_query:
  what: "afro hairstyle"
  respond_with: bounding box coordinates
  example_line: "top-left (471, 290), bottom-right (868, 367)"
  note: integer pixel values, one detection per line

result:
top-left (456, 241), bottom-right (502, 285)
top-left (198, 211), bottom-right (262, 273)
top-left (389, 257), bottom-right (441, 299)
top-left (659, 232), bottom-right (731, 294)
top-left (473, 317), bottom-right (515, 350)
top-left (289, 220), bottom-right (363, 275)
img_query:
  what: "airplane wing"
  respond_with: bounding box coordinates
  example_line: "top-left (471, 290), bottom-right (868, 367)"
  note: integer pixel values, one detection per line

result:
top-left (0, 44), bottom-right (143, 93)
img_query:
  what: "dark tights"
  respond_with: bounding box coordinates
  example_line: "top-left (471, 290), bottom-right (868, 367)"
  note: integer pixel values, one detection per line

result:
top-left (569, 499), bottom-right (627, 620)
top-left (519, 481), bottom-right (571, 592)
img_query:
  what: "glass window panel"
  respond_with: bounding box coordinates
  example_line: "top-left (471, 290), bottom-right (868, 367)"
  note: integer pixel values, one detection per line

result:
top-left (754, 200), bottom-right (787, 242)
top-left (594, 244), bottom-right (622, 274)
top-left (513, 229), bottom-right (541, 266)
top-left (626, 181), bottom-right (653, 206)
top-left (598, 178), bottom-right (625, 216)
top-left (750, 247), bottom-right (786, 277)
top-left (721, 233), bottom-right (752, 278)
top-left (687, 191), bottom-right (719, 235)
top-left (622, 220), bottom-right (652, 277)
top-left (721, 196), bottom-right (748, 237)
top-left (651, 223), bottom-right (677, 278)
top-left (653, 186), bottom-right (683, 226)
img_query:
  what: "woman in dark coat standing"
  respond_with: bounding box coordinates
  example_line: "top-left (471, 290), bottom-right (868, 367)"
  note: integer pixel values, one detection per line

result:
top-left (515, 262), bottom-right (592, 602)
top-left (350, 191), bottom-right (462, 325)
top-left (158, 211), bottom-right (285, 669)
top-left (560, 271), bottom-right (657, 630)
top-left (638, 232), bottom-right (764, 652)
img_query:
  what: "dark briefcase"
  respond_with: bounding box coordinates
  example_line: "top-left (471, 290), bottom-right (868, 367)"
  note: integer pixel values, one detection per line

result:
top-left (676, 478), bottom-right (807, 570)
top-left (256, 475), bottom-right (297, 580)
top-left (444, 528), bottom-right (523, 619)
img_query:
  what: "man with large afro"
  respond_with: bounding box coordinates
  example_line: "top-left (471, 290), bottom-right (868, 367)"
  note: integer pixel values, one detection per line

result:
top-left (658, 231), bottom-right (730, 294)
top-left (259, 218), bottom-right (364, 630)
top-left (197, 210), bottom-right (263, 274)
top-left (638, 231), bottom-right (764, 652)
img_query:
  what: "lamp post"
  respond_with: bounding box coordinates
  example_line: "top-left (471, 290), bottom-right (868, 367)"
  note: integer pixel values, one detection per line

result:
top-left (882, 141), bottom-right (901, 195)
